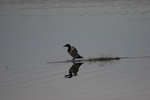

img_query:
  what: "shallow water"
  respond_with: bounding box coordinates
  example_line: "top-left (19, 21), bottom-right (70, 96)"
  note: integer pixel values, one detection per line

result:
top-left (0, 0), bottom-right (150, 100)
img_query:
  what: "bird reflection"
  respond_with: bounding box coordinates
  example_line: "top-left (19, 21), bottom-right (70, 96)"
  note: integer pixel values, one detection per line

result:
top-left (65, 62), bottom-right (83, 78)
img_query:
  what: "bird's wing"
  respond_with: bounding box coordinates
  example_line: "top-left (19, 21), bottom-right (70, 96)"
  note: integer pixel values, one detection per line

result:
top-left (70, 46), bottom-right (80, 57)
top-left (71, 46), bottom-right (78, 53)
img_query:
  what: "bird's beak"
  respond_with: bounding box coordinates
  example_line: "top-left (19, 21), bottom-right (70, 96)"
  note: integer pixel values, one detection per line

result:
top-left (63, 45), bottom-right (66, 47)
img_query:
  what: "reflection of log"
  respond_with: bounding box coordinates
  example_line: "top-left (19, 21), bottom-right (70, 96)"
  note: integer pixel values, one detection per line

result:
top-left (47, 57), bottom-right (121, 63)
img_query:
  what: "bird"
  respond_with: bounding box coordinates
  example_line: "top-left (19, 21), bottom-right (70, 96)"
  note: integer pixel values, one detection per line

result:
top-left (63, 44), bottom-right (83, 60)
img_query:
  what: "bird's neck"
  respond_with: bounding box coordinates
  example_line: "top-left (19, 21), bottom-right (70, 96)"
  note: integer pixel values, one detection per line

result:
top-left (67, 45), bottom-right (71, 52)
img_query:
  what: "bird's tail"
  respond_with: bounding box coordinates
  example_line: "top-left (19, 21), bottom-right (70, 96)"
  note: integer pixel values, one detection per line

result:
top-left (78, 55), bottom-right (83, 58)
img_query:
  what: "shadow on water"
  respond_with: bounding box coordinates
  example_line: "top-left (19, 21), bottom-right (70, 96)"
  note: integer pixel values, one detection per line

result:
top-left (47, 56), bottom-right (150, 78)
top-left (65, 62), bottom-right (83, 78)
top-left (64, 59), bottom-right (119, 79)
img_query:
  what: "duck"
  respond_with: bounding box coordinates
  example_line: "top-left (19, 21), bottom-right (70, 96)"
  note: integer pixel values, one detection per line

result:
top-left (63, 44), bottom-right (83, 60)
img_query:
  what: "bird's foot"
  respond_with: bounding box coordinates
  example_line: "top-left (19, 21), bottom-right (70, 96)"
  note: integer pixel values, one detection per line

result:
top-left (72, 58), bottom-right (75, 61)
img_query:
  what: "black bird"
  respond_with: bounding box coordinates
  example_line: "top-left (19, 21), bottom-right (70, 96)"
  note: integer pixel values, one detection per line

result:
top-left (63, 44), bottom-right (83, 60)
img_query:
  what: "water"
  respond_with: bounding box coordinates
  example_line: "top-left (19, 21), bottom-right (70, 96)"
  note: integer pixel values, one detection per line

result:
top-left (0, 0), bottom-right (150, 100)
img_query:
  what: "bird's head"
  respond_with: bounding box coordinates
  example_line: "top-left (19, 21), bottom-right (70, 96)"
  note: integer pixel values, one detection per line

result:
top-left (63, 44), bottom-right (71, 48)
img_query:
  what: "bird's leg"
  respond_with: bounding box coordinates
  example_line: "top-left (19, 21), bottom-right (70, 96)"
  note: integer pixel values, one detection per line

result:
top-left (64, 72), bottom-right (73, 78)
top-left (72, 58), bottom-right (75, 61)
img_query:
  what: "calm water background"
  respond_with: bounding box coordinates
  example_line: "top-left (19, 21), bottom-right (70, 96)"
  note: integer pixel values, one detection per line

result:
top-left (0, 0), bottom-right (150, 100)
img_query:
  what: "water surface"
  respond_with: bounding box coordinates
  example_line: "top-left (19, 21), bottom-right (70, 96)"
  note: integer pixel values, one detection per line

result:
top-left (0, 0), bottom-right (150, 100)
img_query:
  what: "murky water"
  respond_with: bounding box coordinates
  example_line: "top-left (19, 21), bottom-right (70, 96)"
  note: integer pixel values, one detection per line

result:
top-left (0, 0), bottom-right (150, 100)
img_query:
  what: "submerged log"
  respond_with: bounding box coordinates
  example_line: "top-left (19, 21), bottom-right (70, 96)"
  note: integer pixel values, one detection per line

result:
top-left (47, 57), bottom-right (121, 63)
